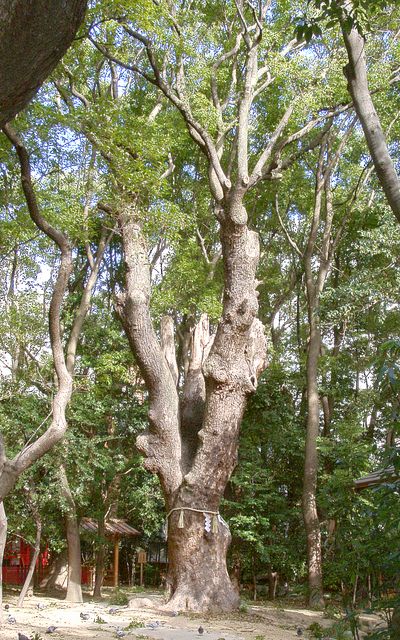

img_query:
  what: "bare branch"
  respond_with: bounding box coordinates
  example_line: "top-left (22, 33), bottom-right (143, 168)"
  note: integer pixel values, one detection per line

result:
top-left (249, 102), bottom-right (295, 187)
top-left (66, 226), bottom-right (114, 374)
top-left (196, 228), bottom-right (211, 264)
top-left (274, 195), bottom-right (303, 257)
top-left (93, 25), bottom-right (231, 199)
top-left (160, 152), bottom-right (175, 180)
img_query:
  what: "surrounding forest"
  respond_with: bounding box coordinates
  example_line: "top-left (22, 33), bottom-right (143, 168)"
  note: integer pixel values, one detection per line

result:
top-left (0, 0), bottom-right (399, 639)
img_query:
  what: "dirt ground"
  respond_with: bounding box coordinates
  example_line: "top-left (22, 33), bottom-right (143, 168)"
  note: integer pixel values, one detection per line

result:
top-left (0, 591), bottom-right (381, 640)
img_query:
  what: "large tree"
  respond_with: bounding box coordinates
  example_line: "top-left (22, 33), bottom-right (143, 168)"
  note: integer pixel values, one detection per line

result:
top-left (86, 0), bottom-right (353, 611)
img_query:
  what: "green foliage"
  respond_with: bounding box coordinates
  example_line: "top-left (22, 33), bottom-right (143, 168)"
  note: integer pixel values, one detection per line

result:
top-left (124, 617), bottom-right (144, 629)
top-left (109, 589), bottom-right (130, 606)
top-left (295, 0), bottom-right (391, 42)
top-left (95, 615), bottom-right (106, 623)
top-left (0, 0), bottom-right (399, 617)
top-left (308, 622), bottom-right (325, 638)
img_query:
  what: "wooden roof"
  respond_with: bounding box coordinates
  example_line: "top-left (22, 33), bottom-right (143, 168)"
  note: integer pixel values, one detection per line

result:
top-left (81, 517), bottom-right (140, 536)
top-left (354, 466), bottom-right (398, 490)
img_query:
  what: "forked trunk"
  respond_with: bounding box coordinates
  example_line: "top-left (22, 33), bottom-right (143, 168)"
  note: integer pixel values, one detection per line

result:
top-left (117, 152), bottom-right (266, 614)
top-left (166, 510), bottom-right (239, 612)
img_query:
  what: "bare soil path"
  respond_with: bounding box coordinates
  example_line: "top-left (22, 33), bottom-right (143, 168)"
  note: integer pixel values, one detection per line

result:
top-left (0, 591), bottom-right (379, 640)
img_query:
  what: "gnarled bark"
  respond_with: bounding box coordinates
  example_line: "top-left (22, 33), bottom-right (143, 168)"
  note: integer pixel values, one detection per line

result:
top-left (116, 205), bottom-right (183, 501)
top-left (166, 510), bottom-right (237, 612)
top-left (117, 198), bottom-right (266, 611)
top-left (0, 0), bottom-right (87, 126)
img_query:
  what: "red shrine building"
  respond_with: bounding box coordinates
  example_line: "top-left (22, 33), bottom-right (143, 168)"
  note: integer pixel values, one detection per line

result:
top-left (2, 537), bottom-right (49, 585)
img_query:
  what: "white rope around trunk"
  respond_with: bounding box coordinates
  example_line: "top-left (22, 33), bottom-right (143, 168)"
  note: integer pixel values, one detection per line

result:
top-left (165, 507), bottom-right (229, 539)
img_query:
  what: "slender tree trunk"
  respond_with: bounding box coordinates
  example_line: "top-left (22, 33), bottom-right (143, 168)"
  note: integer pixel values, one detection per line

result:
top-left (18, 481), bottom-right (43, 606)
top-left (17, 519), bottom-right (42, 606)
top-left (303, 317), bottom-right (324, 609)
top-left (93, 517), bottom-right (106, 598)
top-left (301, 143), bottom-right (330, 610)
top-left (0, 502), bottom-right (7, 620)
top-left (268, 569), bottom-right (278, 600)
top-left (59, 465), bottom-right (83, 603)
top-left (341, 11), bottom-right (400, 223)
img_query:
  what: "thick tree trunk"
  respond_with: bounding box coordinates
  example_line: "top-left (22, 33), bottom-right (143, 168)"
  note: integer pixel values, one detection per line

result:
top-left (40, 550), bottom-right (68, 591)
top-left (59, 465), bottom-right (83, 603)
top-left (117, 199), bottom-right (266, 612)
top-left (341, 15), bottom-right (400, 223)
top-left (166, 510), bottom-right (238, 612)
top-left (0, 0), bottom-right (87, 126)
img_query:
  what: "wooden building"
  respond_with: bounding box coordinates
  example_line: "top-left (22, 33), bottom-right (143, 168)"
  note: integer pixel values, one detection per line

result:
top-left (80, 517), bottom-right (140, 587)
top-left (354, 465), bottom-right (398, 490)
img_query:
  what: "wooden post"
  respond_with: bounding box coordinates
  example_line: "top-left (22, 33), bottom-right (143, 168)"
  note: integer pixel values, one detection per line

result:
top-left (113, 535), bottom-right (119, 588)
top-left (137, 549), bottom-right (146, 587)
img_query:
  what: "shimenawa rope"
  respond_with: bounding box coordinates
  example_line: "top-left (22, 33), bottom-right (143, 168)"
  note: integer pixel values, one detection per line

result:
top-left (165, 506), bottom-right (228, 539)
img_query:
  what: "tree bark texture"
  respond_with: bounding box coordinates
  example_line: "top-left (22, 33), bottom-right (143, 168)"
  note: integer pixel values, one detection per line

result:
top-left (0, 0), bottom-right (87, 126)
top-left (84, 7), bottom-right (366, 611)
top-left (166, 510), bottom-right (236, 611)
top-left (117, 196), bottom-right (267, 612)
top-left (299, 126), bottom-right (358, 607)
top-left (40, 550), bottom-right (68, 591)
top-left (303, 317), bottom-right (324, 609)
top-left (17, 483), bottom-right (42, 606)
top-left (341, 20), bottom-right (400, 223)
top-left (59, 465), bottom-right (83, 603)
top-left (301, 141), bottom-right (340, 610)
top-left (93, 517), bottom-right (106, 598)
